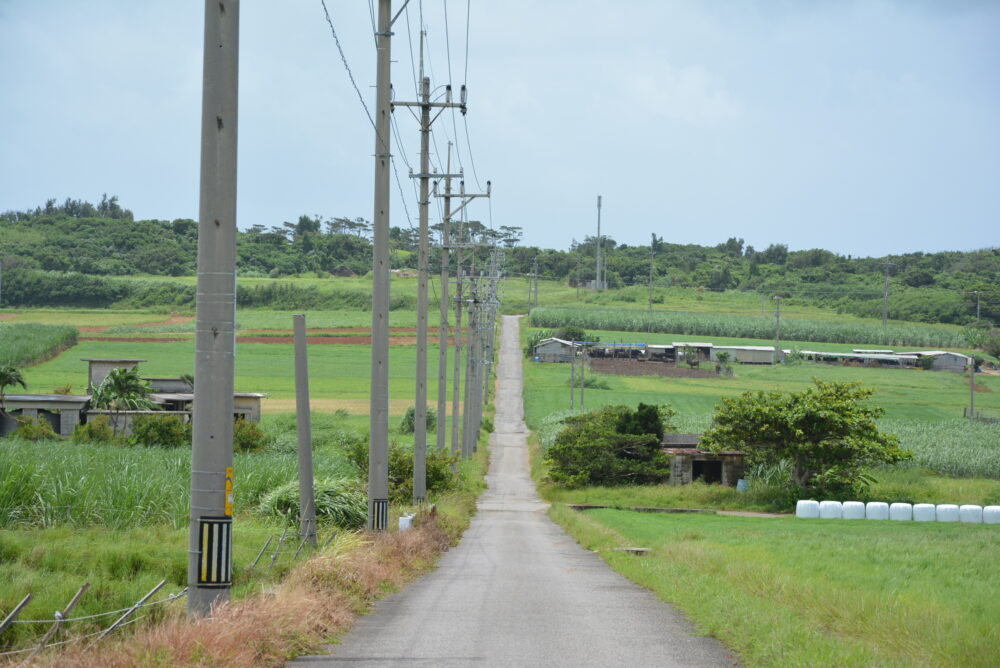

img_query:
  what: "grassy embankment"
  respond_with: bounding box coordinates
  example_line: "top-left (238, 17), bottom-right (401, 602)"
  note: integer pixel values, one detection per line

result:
top-left (554, 507), bottom-right (999, 667)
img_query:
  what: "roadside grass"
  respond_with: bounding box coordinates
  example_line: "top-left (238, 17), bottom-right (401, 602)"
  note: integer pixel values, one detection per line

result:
top-left (0, 323), bottom-right (77, 368)
top-left (554, 506), bottom-right (1000, 667)
top-left (0, 309), bottom-right (172, 327)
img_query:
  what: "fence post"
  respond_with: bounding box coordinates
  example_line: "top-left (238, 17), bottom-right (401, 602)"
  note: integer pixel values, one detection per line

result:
top-left (25, 582), bottom-right (89, 662)
top-left (0, 594), bottom-right (32, 636)
top-left (90, 580), bottom-right (166, 646)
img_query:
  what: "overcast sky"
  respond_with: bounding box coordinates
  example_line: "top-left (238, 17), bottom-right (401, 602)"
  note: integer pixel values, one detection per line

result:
top-left (1, 1), bottom-right (997, 257)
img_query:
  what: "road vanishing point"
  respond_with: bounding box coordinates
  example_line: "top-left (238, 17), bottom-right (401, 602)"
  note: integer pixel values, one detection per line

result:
top-left (294, 315), bottom-right (737, 667)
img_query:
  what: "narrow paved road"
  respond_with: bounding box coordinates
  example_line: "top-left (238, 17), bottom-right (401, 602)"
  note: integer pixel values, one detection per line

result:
top-left (295, 316), bottom-right (735, 667)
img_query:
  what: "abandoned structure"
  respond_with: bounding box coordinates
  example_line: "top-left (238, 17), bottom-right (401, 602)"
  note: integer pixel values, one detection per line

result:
top-left (663, 433), bottom-right (746, 487)
top-left (532, 337), bottom-right (581, 362)
top-left (0, 359), bottom-right (265, 438)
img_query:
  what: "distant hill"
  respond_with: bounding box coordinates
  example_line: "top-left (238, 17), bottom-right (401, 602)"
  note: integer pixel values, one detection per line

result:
top-left (2, 197), bottom-right (996, 325)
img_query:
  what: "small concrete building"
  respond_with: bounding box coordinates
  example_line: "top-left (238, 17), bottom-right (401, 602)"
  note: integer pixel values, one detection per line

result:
top-left (1, 394), bottom-right (92, 437)
top-left (533, 338), bottom-right (579, 362)
top-left (144, 377), bottom-right (194, 393)
top-left (663, 433), bottom-right (746, 487)
top-left (82, 358), bottom-right (146, 392)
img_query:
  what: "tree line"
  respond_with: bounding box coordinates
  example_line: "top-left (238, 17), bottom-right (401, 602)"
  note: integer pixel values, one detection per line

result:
top-left (2, 197), bottom-right (996, 324)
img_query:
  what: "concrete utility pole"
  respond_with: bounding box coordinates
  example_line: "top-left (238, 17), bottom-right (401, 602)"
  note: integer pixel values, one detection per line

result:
top-left (532, 257), bottom-right (539, 307)
top-left (969, 357), bottom-right (976, 419)
top-left (293, 314), bottom-right (316, 547)
top-left (396, 45), bottom-right (467, 503)
top-left (595, 195), bottom-right (603, 291)
top-left (435, 181), bottom-right (490, 458)
top-left (368, 0), bottom-right (392, 531)
top-left (188, 0), bottom-right (239, 617)
top-left (579, 347), bottom-right (585, 408)
top-left (647, 244), bottom-right (654, 333)
top-left (974, 290), bottom-right (981, 321)
top-left (461, 275), bottom-right (478, 458)
top-left (569, 347), bottom-right (576, 409)
top-left (881, 260), bottom-right (893, 328)
top-left (435, 145), bottom-right (454, 452)
top-left (773, 296), bottom-right (782, 365)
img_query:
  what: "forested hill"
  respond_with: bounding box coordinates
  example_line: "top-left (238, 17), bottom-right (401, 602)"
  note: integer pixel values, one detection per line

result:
top-left (2, 197), bottom-right (997, 324)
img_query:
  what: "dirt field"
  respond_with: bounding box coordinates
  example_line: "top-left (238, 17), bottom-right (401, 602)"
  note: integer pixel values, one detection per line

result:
top-left (589, 358), bottom-right (719, 378)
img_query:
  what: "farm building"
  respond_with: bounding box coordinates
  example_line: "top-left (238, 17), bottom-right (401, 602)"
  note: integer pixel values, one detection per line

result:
top-left (909, 351), bottom-right (972, 372)
top-left (1, 360), bottom-right (266, 439)
top-left (799, 350), bottom-right (918, 368)
top-left (710, 345), bottom-right (781, 364)
top-left (662, 434), bottom-right (746, 487)
top-left (0, 394), bottom-right (91, 437)
top-left (533, 338), bottom-right (580, 362)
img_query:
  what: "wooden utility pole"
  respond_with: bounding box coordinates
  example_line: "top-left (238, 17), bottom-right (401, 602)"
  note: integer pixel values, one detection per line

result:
top-left (367, 0), bottom-right (392, 530)
top-left (189, 0), bottom-right (239, 616)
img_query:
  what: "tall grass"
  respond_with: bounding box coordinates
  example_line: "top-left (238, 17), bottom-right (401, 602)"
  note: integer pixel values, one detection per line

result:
top-left (882, 418), bottom-right (1000, 479)
top-left (0, 439), bottom-right (357, 529)
top-left (530, 306), bottom-right (965, 347)
top-left (0, 323), bottom-right (78, 367)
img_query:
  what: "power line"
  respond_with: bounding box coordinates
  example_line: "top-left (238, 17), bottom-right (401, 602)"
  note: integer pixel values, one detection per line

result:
top-left (319, 0), bottom-right (376, 131)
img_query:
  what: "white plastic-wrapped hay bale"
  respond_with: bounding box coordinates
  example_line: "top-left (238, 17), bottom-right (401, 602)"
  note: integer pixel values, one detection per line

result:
top-left (984, 506), bottom-right (1000, 525)
top-left (866, 501), bottom-right (889, 520)
top-left (960, 505), bottom-right (983, 524)
top-left (819, 500), bottom-right (843, 519)
top-left (913, 504), bottom-right (936, 522)
top-left (889, 503), bottom-right (913, 521)
top-left (842, 501), bottom-right (865, 520)
top-left (936, 504), bottom-right (959, 522)
top-left (796, 499), bottom-right (820, 519)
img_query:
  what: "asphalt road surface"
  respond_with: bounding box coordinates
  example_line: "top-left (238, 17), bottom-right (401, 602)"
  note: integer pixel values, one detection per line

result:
top-left (294, 316), bottom-right (736, 667)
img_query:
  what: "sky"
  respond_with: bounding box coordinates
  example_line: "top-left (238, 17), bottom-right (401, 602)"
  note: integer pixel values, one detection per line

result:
top-left (1, 0), bottom-right (998, 258)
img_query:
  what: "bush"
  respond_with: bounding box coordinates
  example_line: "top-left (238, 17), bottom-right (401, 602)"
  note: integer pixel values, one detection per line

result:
top-left (399, 405), bottom-right (436, 434)
top-left (234, 418), bottom-right (271, 453)
top-left (481, 417), bottom-right (494, 433)
top-left (73, 415), bottom-right (115, 443)
top-left (346, 439), bottom-right (457, 503)
top-left (12, 417), bottom-right (58, 441)
top-left (567, 376), bottom-right (610, 390)
top-left (130, 414), bottom-right (191, 448)
top-left (545, 404), bottom-right (674, 488)
top-left (257, 477), bottom-right (367, 529)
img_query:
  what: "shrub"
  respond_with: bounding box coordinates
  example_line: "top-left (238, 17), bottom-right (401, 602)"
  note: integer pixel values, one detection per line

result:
top-left (234, 418), bottom-right (270, 453)
top-left (524, 329), bottom-right (551, 358)
top-left (399, 405), bottom-right (436, 434)
top-left (567, 376), bottom-right (610, 390)
top-left (73, 415), bottom-right (115, 443)
top-left (12, 416), bottom-right (58, 441)
top-left (257, 477), bottom-right (367, 529)
top-left (346, 439), bottom-right (457, 503)
top-left (481, 417), bottom-right (494, 433)
top-left (545, 404), bottom-right (674, 488)
top-left (130, 414), bottom-right (191, 448)
top-left (701, 380), bottom-right (911, 498)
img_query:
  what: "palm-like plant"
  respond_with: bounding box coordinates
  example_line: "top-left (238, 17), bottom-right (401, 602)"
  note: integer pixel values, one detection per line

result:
top-left (0, 365), bottom-right (27, 419)
top-left (91, 367), bottom-right (156, 437)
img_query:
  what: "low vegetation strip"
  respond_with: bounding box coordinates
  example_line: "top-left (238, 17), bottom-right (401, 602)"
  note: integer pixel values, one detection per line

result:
top-left (0, 323), bottom-right (77, 368)
top-left (0, 438), bottom-right (357, 530)
top-left (885, 419), bottom-right (1000, 479)
top-left (555, 506), bottom-right (1000, 667)
top-left (530, 306), bottom-right (965, 348)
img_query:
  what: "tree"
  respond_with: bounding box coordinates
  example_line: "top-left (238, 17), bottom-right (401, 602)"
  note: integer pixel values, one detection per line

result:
top-left (701, 380), bottom-right (910, 495)
top-left (545, 404), bottom-right (674, 487)
top-left (90, 367), bottom-right (156, 437)
top-left (0, 365), bottom-right (27, 419)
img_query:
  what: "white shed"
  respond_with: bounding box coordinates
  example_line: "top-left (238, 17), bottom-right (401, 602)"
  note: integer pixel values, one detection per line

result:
top-left (910, 351), bottom-right (972, 372)
top-left (711, 345), bottom-right (780, 365)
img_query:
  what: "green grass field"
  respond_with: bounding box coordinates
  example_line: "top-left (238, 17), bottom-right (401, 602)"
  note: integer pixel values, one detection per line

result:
top-left (556, 506), bottom-right (1000, 667)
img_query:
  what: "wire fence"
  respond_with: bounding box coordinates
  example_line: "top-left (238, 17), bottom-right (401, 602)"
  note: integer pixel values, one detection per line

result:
top-left (0, 523), bottom-right (338, 660)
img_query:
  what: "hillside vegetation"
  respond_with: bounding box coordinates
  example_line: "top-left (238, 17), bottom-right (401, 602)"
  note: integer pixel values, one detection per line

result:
top-left (2, 197), bottom-right (996, 324)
